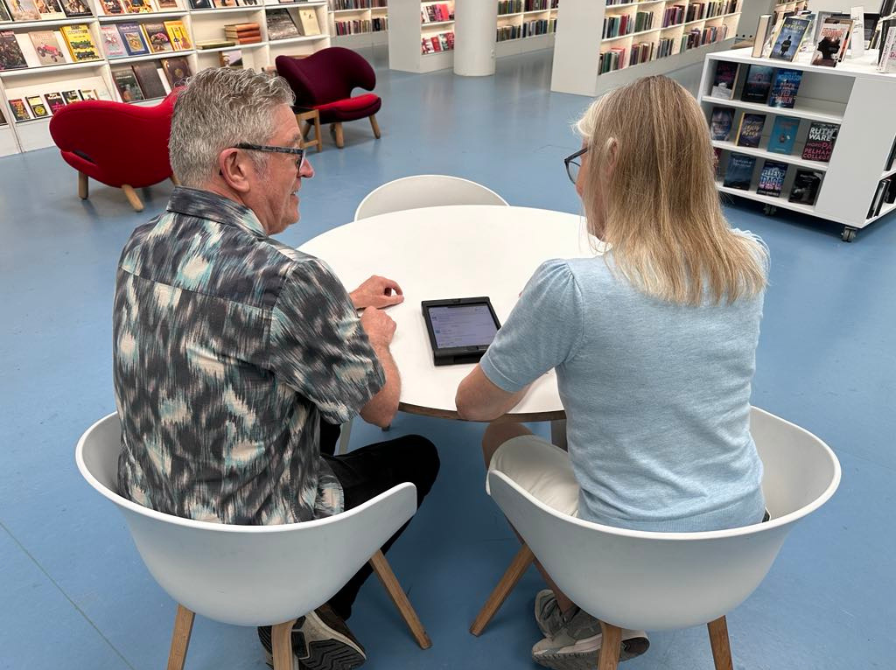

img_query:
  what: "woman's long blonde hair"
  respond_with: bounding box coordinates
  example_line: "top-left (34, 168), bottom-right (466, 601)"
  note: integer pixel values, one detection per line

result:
top-left (576, 76), bottom-right (767, 306)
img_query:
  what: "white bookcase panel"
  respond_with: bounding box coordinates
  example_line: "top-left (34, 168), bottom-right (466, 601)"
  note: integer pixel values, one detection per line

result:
top-left (388, 0), bottom-right (454, 73)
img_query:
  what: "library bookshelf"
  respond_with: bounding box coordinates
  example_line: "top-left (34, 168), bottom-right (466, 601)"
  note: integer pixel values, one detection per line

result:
top-left (495, 0), bottom-right (558, 58)
top-left (551, 0), bottom-right (742, 97)
top-left (0, 0), bottom-right (331, 156)
top-left (327, 0), bottom-right (388, 49)
top-left (700, 48), bottom-right (896, 242)
top-left (388, 0), bottom-right (454, 73)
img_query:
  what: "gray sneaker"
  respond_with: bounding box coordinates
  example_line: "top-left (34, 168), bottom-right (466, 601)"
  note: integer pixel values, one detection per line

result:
top-left (531, 608), bottom-right (649, 670)
top-left (534, 589), bottom-right (569, 638)
top-left (258, 604), bottom-right (366, 670)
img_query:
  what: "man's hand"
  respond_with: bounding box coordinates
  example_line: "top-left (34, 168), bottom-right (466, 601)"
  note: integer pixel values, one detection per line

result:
top-left (360, 306), bottom-right (396, 348)
top-left (351, 275), bottom-right (404, 310)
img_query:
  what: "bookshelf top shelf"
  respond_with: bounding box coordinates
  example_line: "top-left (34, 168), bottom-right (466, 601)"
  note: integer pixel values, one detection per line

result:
top-left (0, 60), bottom-right (106, 78)
top-left (708, 47), bottom-right (896, 82)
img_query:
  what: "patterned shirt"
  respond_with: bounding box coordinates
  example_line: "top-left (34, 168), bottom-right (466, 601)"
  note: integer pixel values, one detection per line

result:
top-left (114, 187), bottom-right (384, 525)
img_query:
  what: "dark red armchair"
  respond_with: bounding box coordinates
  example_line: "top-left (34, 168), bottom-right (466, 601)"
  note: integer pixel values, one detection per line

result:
top-left (49, 90), bottom-right (181, 212)
top-left (276, 48), bottom-right (382, 149)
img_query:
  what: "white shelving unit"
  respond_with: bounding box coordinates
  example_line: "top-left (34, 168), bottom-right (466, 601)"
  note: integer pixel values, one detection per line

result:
top-left (551, 0), bottom-right (742, 97)
top-left (495, 1), bottom-right (558, 58)
top-left (0, 0), bottom-right (331, 156)
top-left (327, 1), bottom-right (388, 49)
top-left (388, 0), bottom-right (454, 72)
top-left (699, 47), bottom-right (896, 241)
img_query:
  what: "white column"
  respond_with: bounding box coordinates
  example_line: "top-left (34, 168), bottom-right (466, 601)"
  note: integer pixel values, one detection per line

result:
top-left (454, 0), bottom-right (498, 77)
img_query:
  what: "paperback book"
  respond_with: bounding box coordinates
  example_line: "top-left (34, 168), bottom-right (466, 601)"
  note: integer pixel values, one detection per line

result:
top-left (60, 24), bottom-right (101, 62)
top-left (768, 69), bottom-right (802, 109)
top-left (740, 65), bottom-right (774, 104)
top-left (100, 25), bottom-right (127, 58)
top-left (37, 0), bottom-right (66, 20)
top-left (164, 21), bottom-right (192, 51)
top-left (789, 170), bottom-right (823, 205)
top-left (8, 0), bottom-right (41, 20)
top-left (710, 106), bottom-right (734, 141)
top-left (112, 66), bottom-right (145, 102)
top-left (723, 153), bottom-right (756, 191)
top-left (710, 61), bottom-right (738, 99)
top-left (132, 61), bottom-right (167, 98)
top-left (769, 16), bottom-right (812, 61)
top-left (220, 49), bottom-right (243, 68)
top-left (756, 160), bottom-right (788, 197)
top-left (736, 113), bottom-right (766, 149)
top-left (0, 31), bottom-right (28, 71)
top-left (767, 116), bottom-right (800, 155)
top-left (62, 90), bottom-right (83, 104)
top-left (161, 55), bottom-right (191, 87)
top-left (29, 31), bottom-right (67, 66)
top-left (0, 0), bottom-right (10, 21)
top-left (26, 95), bottom-right (49, 118)
top-left (100, 0), bottom-right (125, 14)
top-left (60, 0), bottom-right (93, 17)
top-left (142, 22), bottom-right (174, 53)
top-left (801, 122), bottom-right (838, 162)
top-left (9, 98), bottom-right (31, 121)
top-left (117, 23), bottom-right (150, 56)
top-left (297, 8), bottom-right (321, 36)
top-left (44, 92), bottom-right (66, 114)
top-left (811, 18), bottom-right (852, 66)
top-left (267, 9), bottom-right (300, 40)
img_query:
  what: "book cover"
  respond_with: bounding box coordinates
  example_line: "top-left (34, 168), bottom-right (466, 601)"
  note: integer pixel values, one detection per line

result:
top-left (710, 106), bottom-right (734, 142)
top-left (767, 116), bottom-right (800, 154)
top-left (161, 55), bottom-right (190, 87)
top-left (756, 160), bottom-right (788, 197)
top-left (100, 25), bottom-right (127, 58)
top-left (123, 0), bottom-right (153, 12)
top-left (7, 0), bottom-right (40, 20)
top-left (0, 0), bottom-right (12, 22)
top-left (112, 66), bottom-right (144, 102)
top-left (880, 26), bottom-right (896, 73)
top-left (26, 95), bottom-right (49, 118)
top-left (0, 109), bottom-right (6, 126)
top-left (132, 60), bottom-right (167, 98)
top-left (752, 14), bottom-right (773, 57)
top-left (768, 69), bottom-right (802, 108)
top-left (156, 0), bottom-right (178, 7)
top-left (187, 0), bottom-right (212, 8)
top-left (142, 22), bottom-right (173, 53)
top-left (217, 0), bottom-right (241, 7)
top-left (219, 48), bottom-right (242, 68)
top-left (789, 169), bottom-right (823, 205)
top-left (9, 98), bottom-right (31, 121)
top-left (740, 65), bottom-right (774, 104)
top-left (37, 0), bottom-right (66, 20)
top-left (713, 147), bottom-right (723, 178)
top-left (117, 22), bottom-right (149, 56)
top-left (267, 9), bottom-right (299, 40)
top-left (710, 61), bottom-right (738, 99)
top-left (60, 24), bottom-right (100, 62)
top-left (44, 91), bottom-right (66, 114)
top-left (164, 20), bottom-right (192, 50)
top-left (30, 31), bottom-right (66, 66)
top-left (801, 122), bottom-right (839, 162)
top-left (0, 31), bottom-right (28, 71)
top-left (723, 153), bottom-right (756, 191)
top-left (811, 18), bottom-right (852, 66)
top-left (297, 8), bottom-right (321, 36)
top-left (79, 88), bottom-right (98, 100)
top-left (100, 0), bottom-right (125, 14)
top-left (59, 0), bottom-right (92, 17)
top-left (769, 16), bottom-right (811, 61)
top-left (61, 89), bottom-right (82, 104)
top-left (736, 113), bottom-right (766, 149)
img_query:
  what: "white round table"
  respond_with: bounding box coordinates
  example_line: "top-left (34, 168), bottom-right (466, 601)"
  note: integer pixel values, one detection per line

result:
top-left (299, 205), bottom-right (601, 420)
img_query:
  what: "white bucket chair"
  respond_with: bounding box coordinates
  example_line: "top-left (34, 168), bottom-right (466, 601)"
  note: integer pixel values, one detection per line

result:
top-left (353, 175), bottom-right (509, 221)
top-left (76, 413), bottom-right (431, 670)
top-left (470, 407), bottom-right (841, 670)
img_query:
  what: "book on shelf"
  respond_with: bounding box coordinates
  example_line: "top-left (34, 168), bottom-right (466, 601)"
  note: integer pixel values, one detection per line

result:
top-left (197, 39), bottom-right (237, 49)
top-left (62, 89), bottom-right (82, 104)
top-left (80, 89), bottom-right (99, 100)
top-left (142, 22), bottom-right (175, 53)
top-left (769, 15), bottom-right (811, 61)
top-left (801, 122), bottom-right (838, 162)
top-left (768, 69), bottom-right (801, 108)
top-left (44, 92), bottom-right (66, 114)
top-left (723, 153), bottom-right (756, 191)
top-left (118, 23), bottom-right (150, 56)
top-left (0, 0), bottom-right (12, 22)
top-left (60, 0), bottom-right (93, 17)
top-left (132, 60), bottom-right (168, 98)
top-left (60, 24), bottom-right (101, 62)
top-left (7, 0), bottom-right (41, 20)
top-left (9, 98), bottom-right (31, 121)
top-left (811, 18), bottom-right (852, 67)
top-left (218, 0), bottom-right (241, 6)
top-left (788, 169), bottom-right (822, 205)
top-left (112, 66), bottom-right (145, 102)
top-left (752, 14), bottom-right (773, 57)
top-left (156, 0), bottom-right (179, 8)
top-left (37, 0), bottom-right (66, 20)
top-left (710, 106), bottom-right (734, 141)
top-left (100, 0), bottom-right (126, 13)
top-left (867, 178), bottom-right (893, 218)
top-left (766, 116), bottom-right (799, 155)
top-left (267, 9), bottom-right (300, 40)
top-left (100, 25), bottom-right (128, 58)
top-left (164, 20), bottom-right (192, 51)
top-left (713, 147), bottom-right (723, 178)
top-left (0, 31), bottom-right (28, 71)
top-left (0, 109), bottom-right (6, 126)
top-left (187, 0), bottom-right (212, 8)
top-left (740, 65), bottom-right (774, 104)
top-left (26, 95), bottom-right (49, 118)
top-left (710, 62), bottom-right (738, 100)
top-left (220, 48), bottom-right (242, 68)
top-left (122, 0), bottom-right (153, 12)
top-left (29, 31), bottom-right (67, 66)
top-left (161, 55), bottom-right (190, 87)
top-left (756, 160), bottom-right (788, 197)
top-left (880, 26), bottom-right (896, 73)
top-left (886, 137), bottom-right (896, 172)
top-left (735, 113), bottom-right (766, 149)
top-left (297, 8), bottom-right (322, 36)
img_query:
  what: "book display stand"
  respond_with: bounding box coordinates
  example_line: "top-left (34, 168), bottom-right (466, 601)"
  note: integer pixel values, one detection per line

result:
top-left (700, 47), bottom-right (896, 242)
top-left (0, 0), bottom-right (331, 156)
top-left (495, 0), bottom-right (558, 58)
top-left (551, 0), bottom-right (742, 97)
top-left (327, 0), bottom-right (388, 49)
top-left (388, 0), bottom-right (454, 72)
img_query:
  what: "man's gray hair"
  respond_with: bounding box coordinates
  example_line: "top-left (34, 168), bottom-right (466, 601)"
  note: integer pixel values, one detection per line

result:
top-left (169, 68), bottom-right (295, 187)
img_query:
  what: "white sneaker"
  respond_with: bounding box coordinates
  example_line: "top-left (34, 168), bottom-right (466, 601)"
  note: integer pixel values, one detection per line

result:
top-left (531, 607), bottom-right (648, 670)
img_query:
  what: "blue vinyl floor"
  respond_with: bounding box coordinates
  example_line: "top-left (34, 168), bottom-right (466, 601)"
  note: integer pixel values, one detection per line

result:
top-left (1, 49), bottom-right (894, 670)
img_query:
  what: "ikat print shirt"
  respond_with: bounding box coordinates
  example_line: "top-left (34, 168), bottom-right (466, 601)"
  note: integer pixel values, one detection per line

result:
top-left (114, 187), bottom-right (385, 525)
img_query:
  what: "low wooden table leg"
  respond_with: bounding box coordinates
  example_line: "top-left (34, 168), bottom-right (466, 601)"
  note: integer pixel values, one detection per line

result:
top-left (313, 115), bottom-right (322, 152)
top-left (598, 621), bottom-right (622, 670)
top-left (121, 184), bottom-right (144, 212)
top-left (369, 114), bottom-right (381, 139)
top-left (271, 618), bottom-right (298, 670)
top-left (369, 549), bottom-right (432, 649)
top-left (333, 123), bottom-right (344, 149)
top-left (78, 171), bottom-right (88, 199)
top-left (470, 543), bottom-right (535, 637)
top-left (166, 605), bottom-right (195, 670)
top-left (707, 616), bottom-right (734, 670)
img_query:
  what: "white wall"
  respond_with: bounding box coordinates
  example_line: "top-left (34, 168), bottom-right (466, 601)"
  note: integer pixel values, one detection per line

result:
top-left (808, 0), bottom-right (883, 12)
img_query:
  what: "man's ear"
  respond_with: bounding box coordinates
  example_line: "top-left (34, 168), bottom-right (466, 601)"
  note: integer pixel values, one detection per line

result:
top-left (218, 149), bottom-right (251, 194)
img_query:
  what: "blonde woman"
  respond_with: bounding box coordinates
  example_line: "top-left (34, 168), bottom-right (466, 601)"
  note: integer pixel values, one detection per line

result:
top-left (456, 76), bottom-right (769, 669)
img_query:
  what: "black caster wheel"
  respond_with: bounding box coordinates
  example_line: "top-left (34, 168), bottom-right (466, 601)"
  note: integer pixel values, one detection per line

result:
top-left (841, 228), bottom-right (857, 243)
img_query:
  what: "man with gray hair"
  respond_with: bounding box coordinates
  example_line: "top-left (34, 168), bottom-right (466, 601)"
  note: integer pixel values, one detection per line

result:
top-left (113, 68), bottom-right (439, 670)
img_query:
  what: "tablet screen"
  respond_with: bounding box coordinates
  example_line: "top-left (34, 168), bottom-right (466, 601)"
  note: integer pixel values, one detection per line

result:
top-left (428, 304), bottom-right (499, 349)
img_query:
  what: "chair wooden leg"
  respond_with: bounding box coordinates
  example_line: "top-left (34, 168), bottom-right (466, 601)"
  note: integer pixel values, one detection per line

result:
top-left (597, 621), bottom-right (622, 670)
top-left (369, 114), bottom-right (381, 139)
top-left (121, 184), bottom-right (144, 212)
top-left (707, 616), bottom-right (734, 670)
top-left (78, 171), bottom-right (88, 199)
top-left (333, 123), bottom-right (344, 149)
top-left (470, 543), bottom-right (535, 636)
top-left (165, 605), bottom-right (195, 670)
top-left (170, 174), bottom-right (180, 187)
top-left (313, 115), bottom-right (322, 152)
top-left (301, 121), bottom-right (312, 139)
top-left (369, 549), bottom-right (432, 650)
top-left (271, 618), bottom-right (298, 670)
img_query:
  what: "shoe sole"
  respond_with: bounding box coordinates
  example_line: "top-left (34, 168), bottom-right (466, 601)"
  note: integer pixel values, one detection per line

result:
top-left (532, 634), bottom-right (650, 670)
top-left (261, 610), bottom-right (366, 670)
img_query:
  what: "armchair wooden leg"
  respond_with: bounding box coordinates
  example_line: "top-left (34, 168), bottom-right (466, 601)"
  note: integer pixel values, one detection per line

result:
top-left (313, 115), bottom-right (322, 152)
top-left (121, 184), bottom-right (144, 212)
top-left (333, 123), bottom-right (344, 149)
top-left (470, 543), bottom-right (535, 637)
top-left (369, 114), bottom-right (381, 139)
top-left (369, 549), bottom-right (432, 649)
top-left (166, 605), bottom-right (195, 670)
top-left (271, 618), bottom-right (298, 670)
top-left (597, 621), bottom-right (622, 670)
top-left (707, 616), bottom-right (734, 670)
top-left (301, 121), bottom-right (312, 139)
top-left (78, 171), bottom-right (88, 199)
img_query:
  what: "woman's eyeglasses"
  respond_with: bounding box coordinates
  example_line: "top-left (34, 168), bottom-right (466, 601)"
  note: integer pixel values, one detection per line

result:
top-left (232, 143), bottom-right (306, 171)
top-left (564, 147), bottom-right (588, 184)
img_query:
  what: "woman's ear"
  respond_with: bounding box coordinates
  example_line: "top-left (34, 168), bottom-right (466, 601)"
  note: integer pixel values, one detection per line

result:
top-left (605, 138), bottom-right (619, 176)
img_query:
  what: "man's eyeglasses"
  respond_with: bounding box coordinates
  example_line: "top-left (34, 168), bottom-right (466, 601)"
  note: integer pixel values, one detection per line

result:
top-left (232, 143), bottom-right (307, 170)
top-left (564, 147), bottom-right (588, 185)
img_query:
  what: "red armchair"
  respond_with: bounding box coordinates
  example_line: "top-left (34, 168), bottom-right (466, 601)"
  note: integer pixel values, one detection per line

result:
top-left (276, 48), bottom-right (382, 149)
top-left (49, 90), bottom-right (181, 212)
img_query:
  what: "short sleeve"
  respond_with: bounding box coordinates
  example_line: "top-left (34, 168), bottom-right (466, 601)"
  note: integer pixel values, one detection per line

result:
top-left (267, 258), bottom-right (385, 424)
top-left (479, 259), bottom-right (585, 393)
